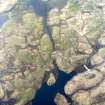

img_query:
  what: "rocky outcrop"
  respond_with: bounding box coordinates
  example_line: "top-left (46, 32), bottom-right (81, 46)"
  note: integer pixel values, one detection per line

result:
top-left (0, 0), bottom-right (17, 13)
top-left (47, 0), bottom-right (105, 74)
top-left (49, 0), bottom-right (105, 105)
top-left (48, 0), bottom-right (94, 73)
top-left (0, 11), bottom-right (56, 105)
top-left (0, 0), bottom-right (105, 105)
top-left (54, 93), bottom-right (70, 105)
top-left (64, 67), bottom-right (105, 105)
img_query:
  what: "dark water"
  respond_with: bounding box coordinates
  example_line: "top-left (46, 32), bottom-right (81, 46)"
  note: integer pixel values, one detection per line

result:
top-left (29, 1), bottom-right (83, 105)
top-left (30, 0), bottom-right (68, 35)
top-left (32, 70), bottom-right (78, 105)
top-left (0, 1), bottom-right (85, 105)
top-left (32, 65), bottom-right (86, 105)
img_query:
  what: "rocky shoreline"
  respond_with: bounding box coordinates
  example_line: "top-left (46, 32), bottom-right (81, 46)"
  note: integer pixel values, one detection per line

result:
top-left (0, 0), bottom-right (105, 105)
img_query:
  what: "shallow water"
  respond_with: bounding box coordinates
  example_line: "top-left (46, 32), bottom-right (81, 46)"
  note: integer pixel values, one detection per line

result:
top-left (0, 15), bottom-right (8, 28)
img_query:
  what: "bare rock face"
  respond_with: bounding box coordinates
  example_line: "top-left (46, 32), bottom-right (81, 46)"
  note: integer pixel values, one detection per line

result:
top-left (54, 93), bottom-right (70, 105)
top-left (48, 0), bottom-right (95, 73)
top-left (91, 48), bottom-right (105, 66)
top-left (0, 84), bottom-right (4, 99)
top-left (48, 0), bottom-right (105, 74)
top-left (0, 10), bottom-right (55, 105)
top-left (0, 0), bottom-right (17, 13)
top-left (61, 1), bottom-right (105, 104)
top-left (1, 0), bottom-right (105, 105)
top-left (64, 68), bottom-right (105, 105)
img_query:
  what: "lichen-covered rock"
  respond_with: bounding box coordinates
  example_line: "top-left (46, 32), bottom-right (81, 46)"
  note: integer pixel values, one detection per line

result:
top-left (47, 0), bottom-right (105, 73)
top-left (0, 84), bottom-right (4, 99)
top-left (65, 70), bottom-right (104, 95)
top-left (47, 73), bottom-right (56, 86)
top-left (0, 10), bottom-right (55, 105)
top-left (91, 48), bottom-right (105, 66)
top-left (64, 68), bottom-right (105, 105)
top-left (1, 0), bottom-right (105, 105)
top-left (48, 0), bottom-right (95, 73)
top-left (54, 93), bottom-right (70, 105)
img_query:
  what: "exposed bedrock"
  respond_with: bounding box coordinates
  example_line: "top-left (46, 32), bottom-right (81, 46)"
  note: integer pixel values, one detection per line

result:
top-left (64, 67), bottom-right (105, 105)
top-left (54, 93), bottom-right (70, 105)
top-left (0, 0), bottom-right (17, 13)
top-left (0, 11), bottom-right (55, 105)
top-left (0, 0), bottom-right (105, 105)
